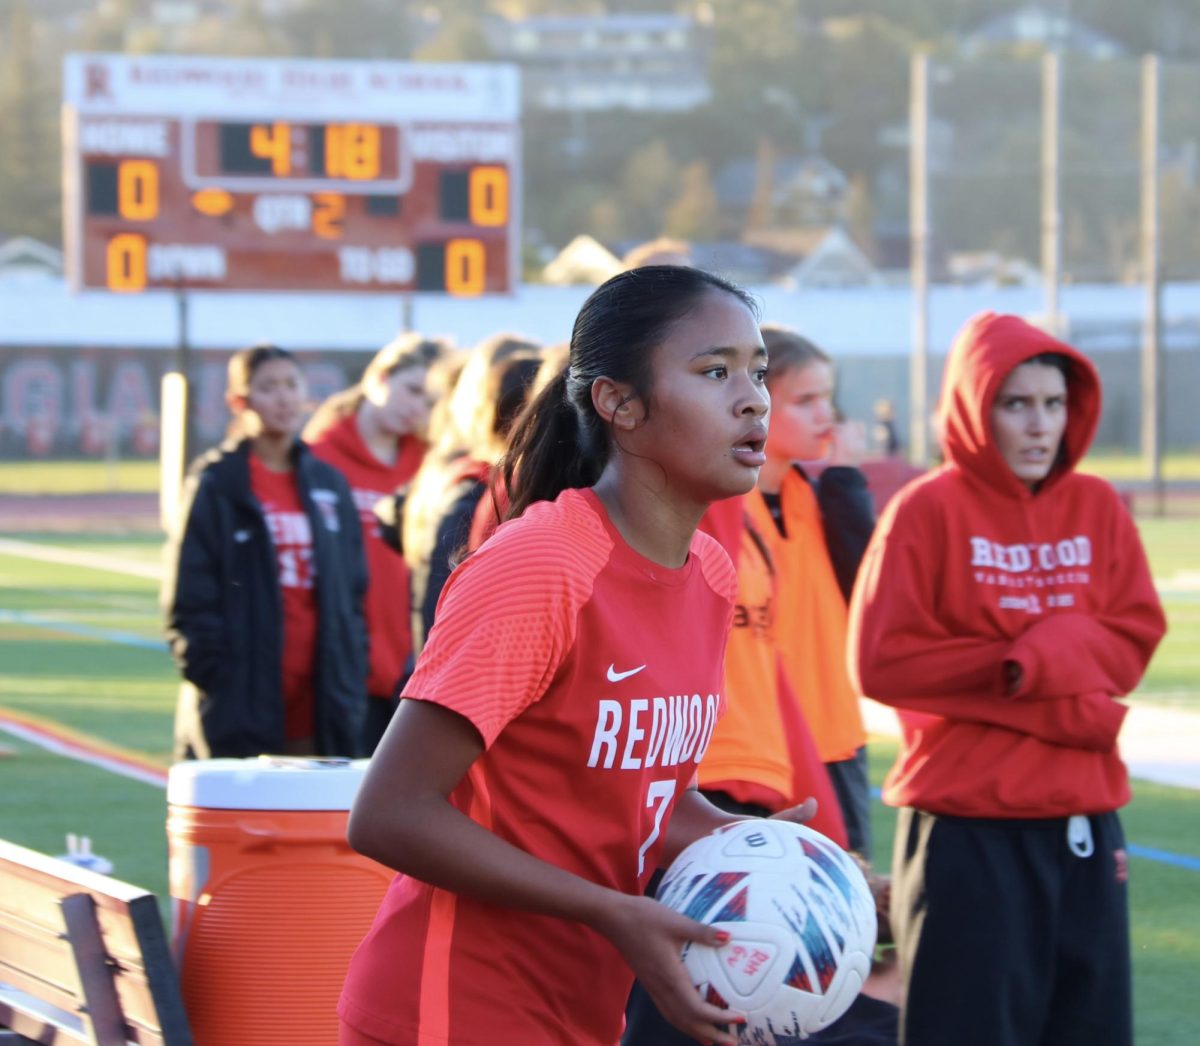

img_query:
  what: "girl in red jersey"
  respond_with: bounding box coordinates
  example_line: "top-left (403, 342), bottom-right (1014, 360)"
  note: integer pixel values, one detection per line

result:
top-left (163, 344), bottom-right (367, 759)
top-left (848, 313), bottom-right (1167, 1046)
top-left (304, 334), bottom-right (450, 753)
top-left (339, 267), bottom-right (813, 1046)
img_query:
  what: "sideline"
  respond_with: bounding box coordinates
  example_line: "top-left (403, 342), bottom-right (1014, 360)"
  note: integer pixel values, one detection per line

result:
top-left (0, 608), bottom-right (167, 652)
top-left (0, 706), bottom-right (168, 788)
top-left (0, 536), bottom-right (163, 581)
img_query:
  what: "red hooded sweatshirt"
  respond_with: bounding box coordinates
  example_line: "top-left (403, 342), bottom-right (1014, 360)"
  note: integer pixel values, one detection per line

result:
top-left (307, 412), bottom-right (425, 699)
top-left (848, 312), bottom-right (1166, 818)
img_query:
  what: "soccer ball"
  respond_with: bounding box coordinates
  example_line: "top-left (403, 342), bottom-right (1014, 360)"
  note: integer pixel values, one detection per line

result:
top-left (656, 819), bottom-right (877, 1043)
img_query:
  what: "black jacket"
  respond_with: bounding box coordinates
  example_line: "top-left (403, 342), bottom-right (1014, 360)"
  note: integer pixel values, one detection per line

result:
top-left (809, 465), bottom-right (876, 602)
top-left (162, 439), bottom-right (368, 759)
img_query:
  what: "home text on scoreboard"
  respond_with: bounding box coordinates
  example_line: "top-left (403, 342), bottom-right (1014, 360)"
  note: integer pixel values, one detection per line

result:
top-left (62, 54), bottom-right (521, 295)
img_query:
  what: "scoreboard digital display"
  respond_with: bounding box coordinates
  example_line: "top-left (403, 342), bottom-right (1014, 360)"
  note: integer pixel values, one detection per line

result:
top-left (62, 54), bottom-right (521, 295)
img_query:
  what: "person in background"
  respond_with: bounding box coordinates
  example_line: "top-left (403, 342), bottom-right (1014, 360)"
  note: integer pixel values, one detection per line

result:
top-left (849, 312), bottom-right (1166, 1046)
top-left (755, 324), bottom-right (877, 861)
top-left (339, 265), bottom-right (816, 1046)
top-left (399, 334), bottom-right (542, 656)
top-left (163, 344), bottom-right (367, 760)
top-left (303, 333), bottom-right (451, 753)
top-left (872, 397), bottom-right (901, 458)
top-left (468, 341), bottom-right (571, 552)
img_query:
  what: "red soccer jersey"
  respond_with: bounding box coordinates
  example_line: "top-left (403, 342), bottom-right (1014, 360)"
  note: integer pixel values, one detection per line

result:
top-left (249, 454), bottom-right (317, 740)
top-left (308, 413), bottom-right (425, 697)
top-left (339, 488), bottom-right (736, 1046)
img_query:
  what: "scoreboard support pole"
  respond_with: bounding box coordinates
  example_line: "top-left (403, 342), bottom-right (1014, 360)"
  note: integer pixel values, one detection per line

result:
top-left (401, 295), bottom-right (414, 334)
top-left (159, 290), bottom-right (193, 532)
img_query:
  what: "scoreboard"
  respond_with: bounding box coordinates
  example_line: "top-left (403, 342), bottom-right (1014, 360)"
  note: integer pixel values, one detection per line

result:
top-left (62, 54), bottom-right (521, 295)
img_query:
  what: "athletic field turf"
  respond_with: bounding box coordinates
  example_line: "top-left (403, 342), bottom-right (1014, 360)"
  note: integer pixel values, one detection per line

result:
top-left (0, 449), bottom-right (1199, 494)
top-left (0, 526), bottom-right (1197, 1044)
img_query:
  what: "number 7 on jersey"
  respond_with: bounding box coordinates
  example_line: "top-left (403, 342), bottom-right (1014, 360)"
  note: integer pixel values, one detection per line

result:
top-left (637, 779), bottom-right (677, 876)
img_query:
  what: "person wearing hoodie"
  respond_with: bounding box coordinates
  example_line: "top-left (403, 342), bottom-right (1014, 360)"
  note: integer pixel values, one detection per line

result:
top-left (848, 313), bottom-right (1166, 1046)
top-left (163, 344), bottom-right (368, 760)
top-left (304, 333), bottom-right (451, 752)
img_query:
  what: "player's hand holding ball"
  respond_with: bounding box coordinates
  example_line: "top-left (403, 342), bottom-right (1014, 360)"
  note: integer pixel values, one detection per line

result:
top-left (593, 892), bottom-right (747, 1045)
top-left (655, 817), bottom-right (878, 1045)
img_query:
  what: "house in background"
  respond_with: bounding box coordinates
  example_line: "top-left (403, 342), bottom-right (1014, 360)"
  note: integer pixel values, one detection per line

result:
top-left (0, 237), bottom-right (63, 283)
top-left (485, 11), bottom-right (713, 113)
top-left (540, 228), bottom-right (877, 289)
top-left (688, 242), bottom-right (792, 286)
top-left (715, 153), bottom-right (851, 236)
top-left (744, 226), bottom-right (880, 288)
top-left (962, 4), bottom-right (1127, 58)
top-left (540, 235), bottom-right (622, 285)
top-left (945, 250), bottom-right (1040, 287)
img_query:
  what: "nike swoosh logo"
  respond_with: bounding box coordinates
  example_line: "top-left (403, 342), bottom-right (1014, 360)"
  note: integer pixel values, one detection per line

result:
top-left (607, 663), bottom-right (646, 683)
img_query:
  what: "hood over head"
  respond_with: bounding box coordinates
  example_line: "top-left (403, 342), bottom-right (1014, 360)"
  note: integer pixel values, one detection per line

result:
top-left (937, 312), bottom-right (1100, 497)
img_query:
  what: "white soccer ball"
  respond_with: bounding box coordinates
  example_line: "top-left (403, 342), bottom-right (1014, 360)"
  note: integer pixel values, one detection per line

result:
top-left (656, 819), bottom-right (877, 1043)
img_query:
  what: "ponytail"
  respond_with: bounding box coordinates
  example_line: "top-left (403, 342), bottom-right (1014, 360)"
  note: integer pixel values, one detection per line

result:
top-left (502, 367), bottom-right (603, 520)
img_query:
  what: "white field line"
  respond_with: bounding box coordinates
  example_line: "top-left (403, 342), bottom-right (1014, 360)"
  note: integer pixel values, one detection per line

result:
top-left (0, 718), bottom-right (167, 788)
top-left (1, 537), bottom-right (1196, 598)
top-left (0, 537), bottom-right (162, 581)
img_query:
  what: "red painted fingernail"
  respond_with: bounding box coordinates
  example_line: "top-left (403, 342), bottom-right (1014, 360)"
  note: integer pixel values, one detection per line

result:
top-left (714, 930), bottom-right (731, 943)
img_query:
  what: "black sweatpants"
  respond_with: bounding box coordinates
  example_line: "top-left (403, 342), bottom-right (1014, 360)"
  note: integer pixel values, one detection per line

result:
top-left (892, 807), bottom-right (1131, 1046)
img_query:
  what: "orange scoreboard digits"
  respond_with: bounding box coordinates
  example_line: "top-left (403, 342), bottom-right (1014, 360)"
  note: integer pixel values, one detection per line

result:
top-left (62, 54), bottom-right (521, 295)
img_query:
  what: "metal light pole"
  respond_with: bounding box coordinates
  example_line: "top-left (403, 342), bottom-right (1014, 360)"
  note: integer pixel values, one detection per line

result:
top-left (160, 289), bottom-right (192, 531)
top-left (1042, 51), bottom-right (1062, 336)
top-left (909, 51), bottom-right (930, 467)
top-left (1140, 54), bottom-right (1165, 516)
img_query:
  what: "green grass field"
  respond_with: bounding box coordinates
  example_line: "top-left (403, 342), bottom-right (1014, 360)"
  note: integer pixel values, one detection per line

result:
top-left (0, 459), bottom-right (162, 494)
top-left (0, 449), bottom-right (1198, 495)
top-left (0, 523), bottom-right (1197, 1044)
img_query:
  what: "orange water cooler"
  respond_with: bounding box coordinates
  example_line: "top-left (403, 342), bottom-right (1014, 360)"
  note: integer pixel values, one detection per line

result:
top-left (167, 757), bottom-right (392, 1046)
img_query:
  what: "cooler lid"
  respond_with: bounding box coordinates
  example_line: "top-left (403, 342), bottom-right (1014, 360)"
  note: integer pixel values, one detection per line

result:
top-left (167, 757), bottom-right (371, 810)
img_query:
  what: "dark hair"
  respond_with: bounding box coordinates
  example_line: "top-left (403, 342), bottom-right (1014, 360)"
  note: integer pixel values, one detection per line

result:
top-left (363, 332), bottom-right (450, 387)
top-left (501, 265), bottom-right (758, 519)
top-left (226, 343), bottom-right (299, 399)
top-left (1022, 351), bottom-right (1073, 380)
top-left (494, 354), bottom-right (543, 441)
top-left (303, 333), bottom-right (451, 436)
top-left (759, 324), bottom-right (830, 390)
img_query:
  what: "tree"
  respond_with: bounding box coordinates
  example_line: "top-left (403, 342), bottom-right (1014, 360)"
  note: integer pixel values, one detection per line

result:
top-left (282, 0), bottom-right (416, 60)
top-left (0, 0), bottom-right (59, 244)
top-left (745, 135), bottom-right (776, 232)
top-left (664, 160), bottom-right (720, 240)
top-left (620, 139), bottom-right (679, 238)
top-left (413, 14), bottom-right (493, 61)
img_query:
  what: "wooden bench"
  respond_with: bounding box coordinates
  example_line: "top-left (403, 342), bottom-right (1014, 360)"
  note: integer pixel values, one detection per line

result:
top-left (0, 839), bottom-right (191, 1045)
